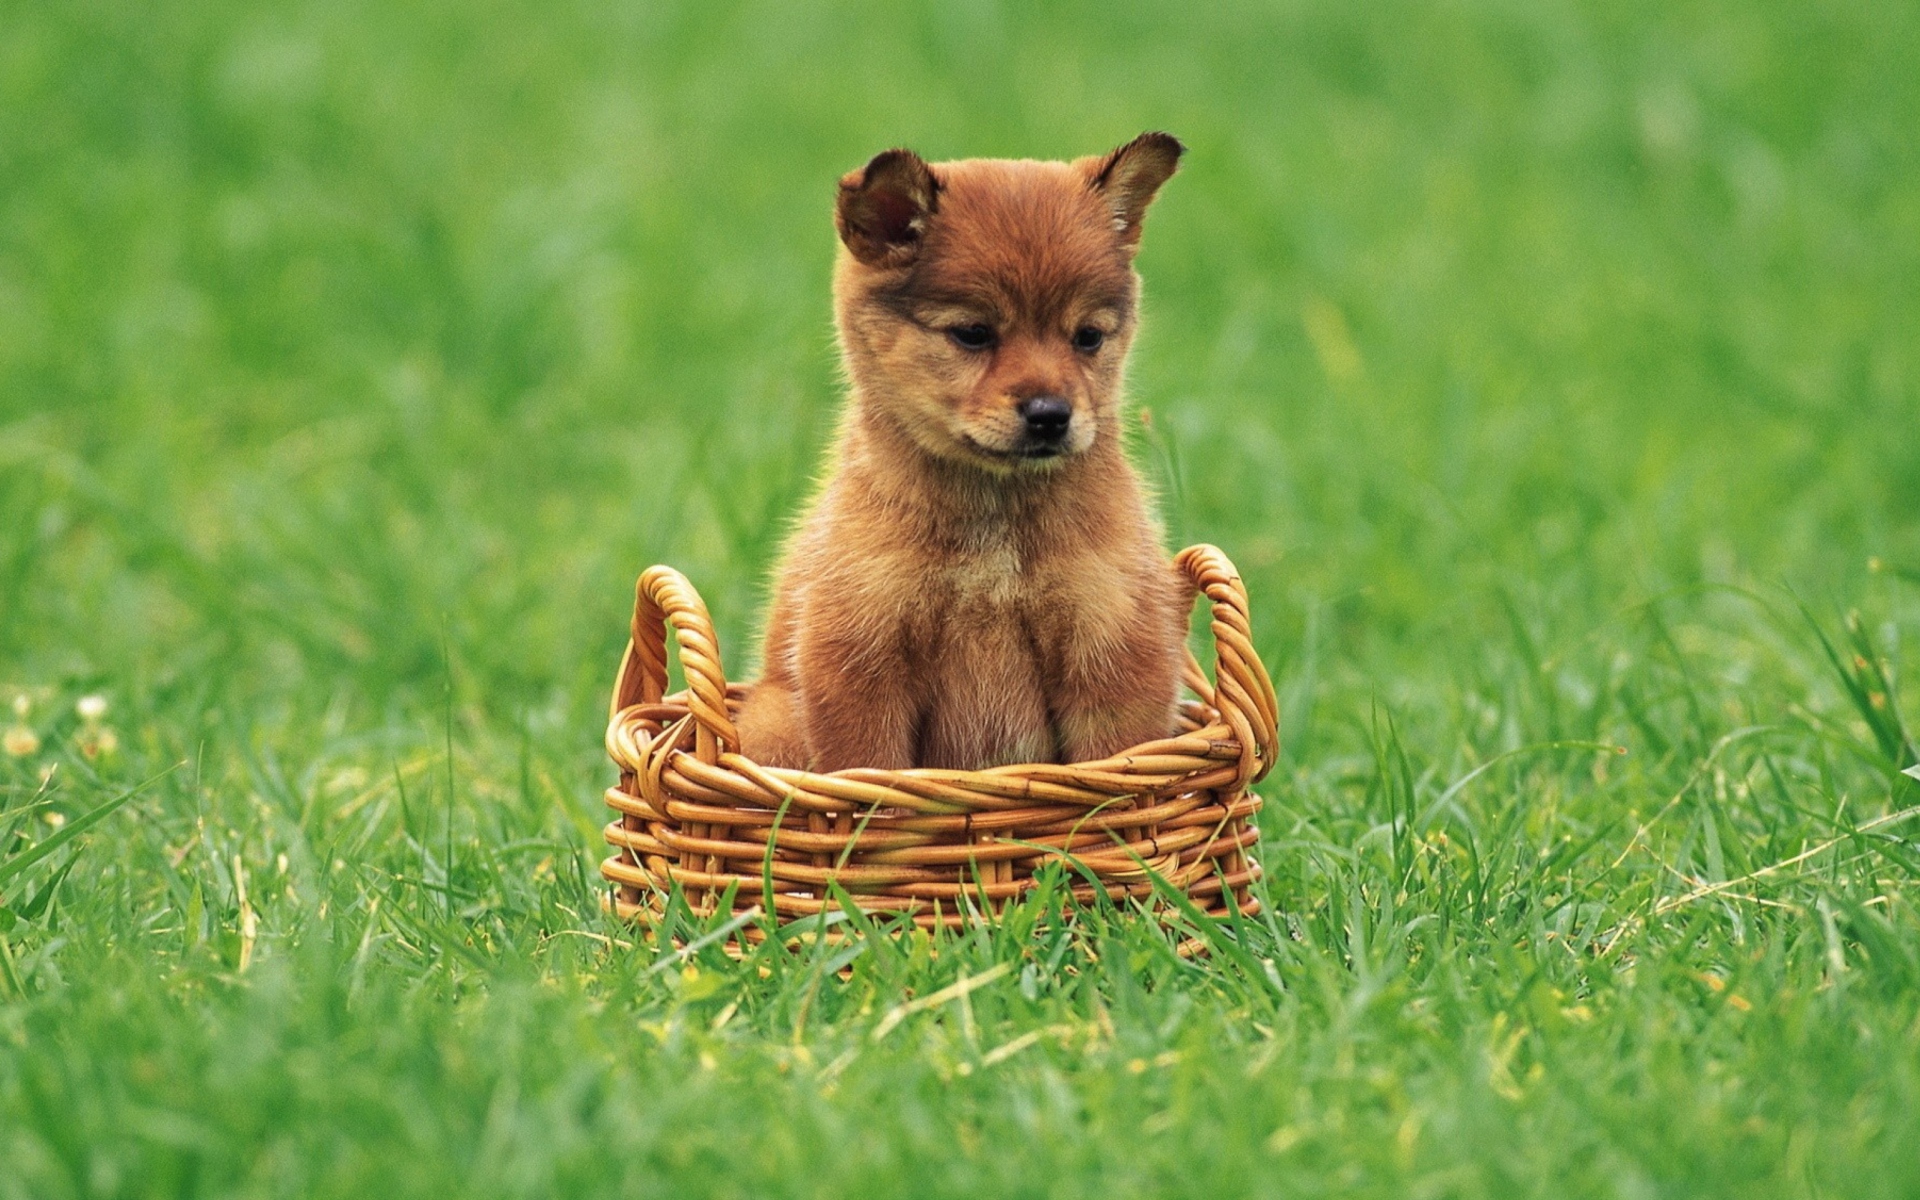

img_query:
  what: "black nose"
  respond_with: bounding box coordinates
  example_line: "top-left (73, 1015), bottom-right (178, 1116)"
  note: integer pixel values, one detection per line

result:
top-left (1018, 396), bottom-right (1072, 441)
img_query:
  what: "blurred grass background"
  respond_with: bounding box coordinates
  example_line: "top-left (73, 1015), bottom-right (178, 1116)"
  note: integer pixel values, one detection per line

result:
top-left (2, 0), bottom-right (1919, 1196)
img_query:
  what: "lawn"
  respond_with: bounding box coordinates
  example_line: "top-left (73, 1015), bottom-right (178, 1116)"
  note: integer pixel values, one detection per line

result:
top-left (3, 0), bottom-right (1919, 1195)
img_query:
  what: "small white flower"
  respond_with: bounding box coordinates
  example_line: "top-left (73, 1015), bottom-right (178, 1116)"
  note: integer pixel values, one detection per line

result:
top-left (3, 725), bottom-right (38, 757)
top-left (77, 694), bottom-right (109, 721)
top-left (9, 694), bottom-right (28, 719)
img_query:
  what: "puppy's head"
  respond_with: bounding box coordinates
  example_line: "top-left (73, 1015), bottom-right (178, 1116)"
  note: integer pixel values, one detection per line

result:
top-left (832, 133), bottom-right (1183, 471)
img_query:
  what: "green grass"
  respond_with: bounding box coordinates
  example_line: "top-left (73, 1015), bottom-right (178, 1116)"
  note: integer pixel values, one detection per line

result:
top-left (4, 0), bottom-right (1920, 1195)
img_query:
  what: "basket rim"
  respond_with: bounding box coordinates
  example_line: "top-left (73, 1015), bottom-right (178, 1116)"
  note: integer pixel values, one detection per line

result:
top-left (604, 542), bottom-right (1278, 797)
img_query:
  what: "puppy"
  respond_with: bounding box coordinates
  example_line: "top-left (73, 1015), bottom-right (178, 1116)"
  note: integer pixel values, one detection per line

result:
top-left (736, 133), bottom-right (1191, 773)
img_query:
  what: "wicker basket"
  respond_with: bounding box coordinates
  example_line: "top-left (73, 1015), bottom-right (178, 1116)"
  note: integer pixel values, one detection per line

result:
top-left (601, 544), bottom-right (1277, 932)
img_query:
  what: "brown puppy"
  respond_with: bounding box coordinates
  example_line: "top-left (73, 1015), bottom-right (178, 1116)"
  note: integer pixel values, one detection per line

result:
top-left (736, 133), bottom-right (1190, 772)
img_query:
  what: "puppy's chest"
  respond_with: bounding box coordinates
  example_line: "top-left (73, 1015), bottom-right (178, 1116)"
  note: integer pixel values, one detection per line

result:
top-left (903, 545), bottom-right (1054, 764)
top-left (936, 541), bottom-right (1027, 607)
top-left (904, 541), bottom-right (1121, 660)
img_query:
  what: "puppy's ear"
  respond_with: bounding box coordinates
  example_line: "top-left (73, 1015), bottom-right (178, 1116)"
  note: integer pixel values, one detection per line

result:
top-left (1085, 131), bottom-right (1184, 250)
top-left (836, 148), bottom-right (940, 268)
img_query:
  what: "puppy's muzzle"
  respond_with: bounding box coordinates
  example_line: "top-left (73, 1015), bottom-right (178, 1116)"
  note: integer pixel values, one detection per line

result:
top-left (1017, 396), bottom-right (1073, 453)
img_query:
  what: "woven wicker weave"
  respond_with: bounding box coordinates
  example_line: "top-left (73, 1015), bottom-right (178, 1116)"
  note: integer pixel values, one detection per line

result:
top-left (601, 544), bottom-right (1277, 931)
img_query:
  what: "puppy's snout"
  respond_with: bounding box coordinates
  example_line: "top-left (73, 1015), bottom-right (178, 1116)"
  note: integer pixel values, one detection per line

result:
top-left (1018, 396), bottom-right (1072, 441)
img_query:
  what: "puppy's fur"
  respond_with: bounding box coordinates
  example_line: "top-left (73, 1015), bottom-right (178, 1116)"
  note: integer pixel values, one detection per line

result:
top-left (736, 133), bottom-right (1190, 772)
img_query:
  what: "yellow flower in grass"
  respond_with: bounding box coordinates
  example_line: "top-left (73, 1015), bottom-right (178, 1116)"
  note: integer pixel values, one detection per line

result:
top-left (80, 726), bottom-right (119, 759)
top-left (3, 725), bottom-right (39, 757)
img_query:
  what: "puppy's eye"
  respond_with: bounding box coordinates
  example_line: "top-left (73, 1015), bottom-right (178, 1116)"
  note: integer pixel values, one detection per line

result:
top-left (947, 324), bottom-right (996, 351)
top-left (1072, 326), bottom-right (1106, 353)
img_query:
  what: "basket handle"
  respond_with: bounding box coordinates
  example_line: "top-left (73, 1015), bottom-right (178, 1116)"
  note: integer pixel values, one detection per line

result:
top-left (609, 565), bottom-right (739, 763)
top-left (1176, 544), bottom-right (1279, 783)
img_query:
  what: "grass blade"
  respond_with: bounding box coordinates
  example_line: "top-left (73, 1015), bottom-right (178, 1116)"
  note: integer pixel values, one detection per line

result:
top-left (0, 766), bottom-right (176, 889)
